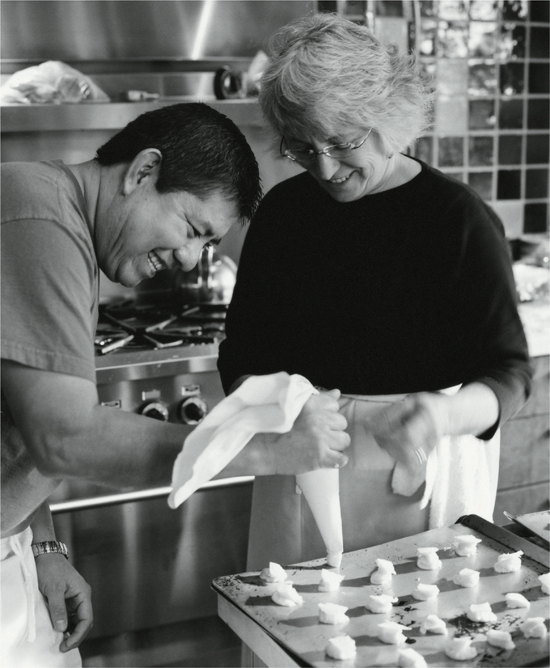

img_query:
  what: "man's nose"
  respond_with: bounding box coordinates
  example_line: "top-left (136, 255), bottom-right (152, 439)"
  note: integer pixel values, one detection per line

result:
top-left (174, 242), bottom-right (202, 271)
top-left (314, 153), bottom-right (340, 180)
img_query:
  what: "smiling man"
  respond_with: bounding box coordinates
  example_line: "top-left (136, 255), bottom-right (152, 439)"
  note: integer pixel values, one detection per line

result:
top-left (1, 102), bottom-right (350, 667)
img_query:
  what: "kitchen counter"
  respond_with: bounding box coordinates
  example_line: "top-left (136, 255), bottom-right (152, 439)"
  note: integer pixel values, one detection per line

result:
top-left (519, 297), bottom-right (550, 359)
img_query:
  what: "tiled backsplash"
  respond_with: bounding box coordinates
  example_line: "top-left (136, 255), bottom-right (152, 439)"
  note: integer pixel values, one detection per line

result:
top-left (320, 0), bottom-right (549, 237)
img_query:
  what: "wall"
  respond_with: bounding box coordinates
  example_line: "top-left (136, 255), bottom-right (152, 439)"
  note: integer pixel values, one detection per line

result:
top-left (323, 0), bottom-right (549, 237)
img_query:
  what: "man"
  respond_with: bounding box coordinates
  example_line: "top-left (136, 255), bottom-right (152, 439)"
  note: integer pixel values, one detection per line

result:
top-left (1, 102), bottom-right (350, 667)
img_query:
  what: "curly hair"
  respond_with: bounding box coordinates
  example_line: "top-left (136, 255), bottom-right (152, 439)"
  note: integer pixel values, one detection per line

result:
top-left (96, 103), bottom-right (262, 224)
top-left (259, 13), bottom-right (434, 154)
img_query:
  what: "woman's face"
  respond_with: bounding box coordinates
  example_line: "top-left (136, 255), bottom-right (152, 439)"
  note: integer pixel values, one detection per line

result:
top-left (284, 128), bottom-right (397, 203)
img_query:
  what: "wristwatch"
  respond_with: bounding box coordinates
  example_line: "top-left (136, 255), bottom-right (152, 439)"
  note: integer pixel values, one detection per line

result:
top-left (31, 540), bottom-right (69, 560)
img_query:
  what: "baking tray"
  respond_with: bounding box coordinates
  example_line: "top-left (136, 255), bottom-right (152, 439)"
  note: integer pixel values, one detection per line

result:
top-left (213, 515), bottom-right (550, 667)
top-left (505, 511), bottom-right (550, 548)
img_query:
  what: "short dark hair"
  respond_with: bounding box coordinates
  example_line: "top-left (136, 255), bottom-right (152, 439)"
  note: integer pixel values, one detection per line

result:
top-left (96, 102), bottom-right (262, 223)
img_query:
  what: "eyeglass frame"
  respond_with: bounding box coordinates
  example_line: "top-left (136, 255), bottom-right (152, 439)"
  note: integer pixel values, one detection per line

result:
top-left (280, 128), bottom-right (373, 163)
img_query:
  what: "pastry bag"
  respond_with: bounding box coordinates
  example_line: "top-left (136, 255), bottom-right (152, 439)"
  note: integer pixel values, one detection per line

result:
top-left (296, 468), bottom-right (343, 568)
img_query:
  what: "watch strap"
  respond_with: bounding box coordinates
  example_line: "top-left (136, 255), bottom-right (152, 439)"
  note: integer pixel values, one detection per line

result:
top-left (31, 540), bottom-right (69, 559)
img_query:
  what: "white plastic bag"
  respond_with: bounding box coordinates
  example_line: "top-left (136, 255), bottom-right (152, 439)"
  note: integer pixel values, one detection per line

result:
top-left (1, 61), bottom-right (109, 105)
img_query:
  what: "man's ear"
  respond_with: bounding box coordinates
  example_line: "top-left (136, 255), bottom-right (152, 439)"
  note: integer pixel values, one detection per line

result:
top-left (122, 149), bottom-right (162, 195)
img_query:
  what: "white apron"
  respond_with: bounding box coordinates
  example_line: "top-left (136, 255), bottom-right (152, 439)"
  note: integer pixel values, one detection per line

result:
top-left (1, 527), bottom-right (82, 668)
top-left (247, 392), bottom-right (500, 571)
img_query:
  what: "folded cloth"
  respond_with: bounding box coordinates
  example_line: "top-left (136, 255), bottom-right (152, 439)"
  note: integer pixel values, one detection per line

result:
top-left (168, 372), bottom-right (317, 509)
top-left (391, 386), bottom-right (500, 527)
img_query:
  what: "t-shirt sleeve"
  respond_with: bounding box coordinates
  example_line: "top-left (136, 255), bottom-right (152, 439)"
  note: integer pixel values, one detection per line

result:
top-left (2, 217), bottom-right (97, 383)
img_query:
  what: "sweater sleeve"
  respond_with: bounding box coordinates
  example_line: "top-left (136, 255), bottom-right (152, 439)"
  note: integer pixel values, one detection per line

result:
top-left (444, 193), bottom-right (532, 437)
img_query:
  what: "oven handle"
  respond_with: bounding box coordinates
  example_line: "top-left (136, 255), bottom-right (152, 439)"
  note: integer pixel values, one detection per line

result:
top-left (49, 476), bottom-right (255, 514)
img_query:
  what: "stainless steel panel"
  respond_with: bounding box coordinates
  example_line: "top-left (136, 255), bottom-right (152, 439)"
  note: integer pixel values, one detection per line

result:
top-left (52, 481), bottom-right (254, 638)
top-left (1, 1), bottom-right (312, 60)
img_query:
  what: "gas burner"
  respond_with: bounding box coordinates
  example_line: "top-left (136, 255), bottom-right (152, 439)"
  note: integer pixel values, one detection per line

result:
top-left (95, 300), bottom-right (227, 355)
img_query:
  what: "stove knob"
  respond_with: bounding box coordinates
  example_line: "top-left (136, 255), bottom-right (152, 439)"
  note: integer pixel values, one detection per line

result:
top-left (140, 401), bottom-right (169, 422)
top-left (178, 396), bottom-right (208, 425)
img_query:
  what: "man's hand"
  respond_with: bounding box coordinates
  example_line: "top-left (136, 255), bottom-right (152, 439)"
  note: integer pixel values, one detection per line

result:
top-left (269, 389), bottom-right (350, 475)
top-left (35, 554), bottom-right (93, 652)
top-left (369, 392), bottom-right (450, 473)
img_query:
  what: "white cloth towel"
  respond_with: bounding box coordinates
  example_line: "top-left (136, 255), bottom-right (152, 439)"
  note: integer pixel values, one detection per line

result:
top-left (168, 372), bottom-right (317, 508)
top-left (391, 386), bottom-right (500, 528)
top-left (168, 372), bottom-right (344, 566)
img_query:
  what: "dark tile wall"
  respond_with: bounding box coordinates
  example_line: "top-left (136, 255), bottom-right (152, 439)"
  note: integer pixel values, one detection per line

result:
top-left (320, 0), bottom-right (550, 237)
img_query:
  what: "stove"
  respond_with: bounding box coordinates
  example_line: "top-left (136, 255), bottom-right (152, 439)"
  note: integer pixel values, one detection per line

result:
top-left (95, 299), bottom-right (229, 426)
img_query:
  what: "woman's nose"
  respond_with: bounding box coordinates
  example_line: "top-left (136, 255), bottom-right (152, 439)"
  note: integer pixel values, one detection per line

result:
top-left (314, 153), bottom-right (340, 180)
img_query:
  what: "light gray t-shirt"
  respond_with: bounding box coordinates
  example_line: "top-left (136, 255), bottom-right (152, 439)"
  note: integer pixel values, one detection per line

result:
top-left (1, 160), bottom-right (99, 533)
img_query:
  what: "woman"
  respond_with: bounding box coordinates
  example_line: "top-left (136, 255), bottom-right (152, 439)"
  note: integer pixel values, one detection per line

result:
top-left (217, 13), bottom-right (532, 570)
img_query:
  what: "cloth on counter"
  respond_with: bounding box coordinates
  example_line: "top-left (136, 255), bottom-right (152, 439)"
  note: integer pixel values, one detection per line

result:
top-left (391, 387), bottom-right (500, 528)
top-left (1, 527), bottom-right (82, 668)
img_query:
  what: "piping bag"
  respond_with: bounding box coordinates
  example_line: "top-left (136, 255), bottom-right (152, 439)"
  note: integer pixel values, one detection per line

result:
top-left (167, 372), bottom-right (344, 568)
top-left (296, 468), bottom-right (343, 568)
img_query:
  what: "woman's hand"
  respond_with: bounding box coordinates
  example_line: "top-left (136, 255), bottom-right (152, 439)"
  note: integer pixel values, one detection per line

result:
top-left (35, 554), bottom-right (93, 652)
top-left (270, 389), bottom-right (351, 475)
top-left (369, 392), bottom-right (450, 472)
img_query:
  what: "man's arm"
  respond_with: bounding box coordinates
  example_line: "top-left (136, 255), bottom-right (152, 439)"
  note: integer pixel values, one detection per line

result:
top-left (2, 361), bottom-right (349, 488)
top-left (30, 501), bottom-right (93, 652)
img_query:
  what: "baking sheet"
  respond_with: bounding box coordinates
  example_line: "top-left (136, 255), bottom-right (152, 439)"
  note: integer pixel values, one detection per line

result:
top-left (213, 517), bottom-right (550, 667)
top-left (512, 511), bottom-right (550, 546)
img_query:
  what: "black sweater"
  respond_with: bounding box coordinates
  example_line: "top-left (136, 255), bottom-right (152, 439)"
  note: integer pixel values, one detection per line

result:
top-left (218, 160), bottom-right (532, 433)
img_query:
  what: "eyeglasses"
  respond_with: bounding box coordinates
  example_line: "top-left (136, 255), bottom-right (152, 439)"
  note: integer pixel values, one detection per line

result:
top-left (280, 128), bottom-right (372, 164)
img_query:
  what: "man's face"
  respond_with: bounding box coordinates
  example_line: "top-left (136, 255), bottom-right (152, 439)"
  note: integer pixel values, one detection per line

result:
top-left (99, 183), bottom-right (240, 288)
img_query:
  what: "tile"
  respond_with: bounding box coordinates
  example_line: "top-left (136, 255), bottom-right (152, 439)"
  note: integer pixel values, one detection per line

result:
top-left (498, 23), bottom-right (526, 59)
top-left (439, 136), bottom-right (464, 166)
top-left (489, 200), bottom-right (524, 237)
top-left (524, 203), bottom-right (549, 233)
top-left (344, 0), bottom-right (367, 17)
top-left (469, 0), bottom-right (499, 21)
top-left (499, 134), bottom-right (523, 164)
top-left (529, 26), bottom-right (550, 58)
top-left (419, 19), bottom-right (438, 55)
top-left (436, 95), bottom-right (468, 134)
top-left (469, 21), bottom-right (498, 58)
top-left (375, 1), bottom-right (404, 16)
top-left (468, 171), bottom-right (493, 199)
top-left (420, 1), bottom-right (436, 18)
top-left (526, 133), bottom-right (550, 164)
top-left (437, 59), bottom-right (468, 95)
top-left (497, 169), bottom-right (522, 199)
top-left (499, 62), bottom-right (525, 95)
top-left (530, 1), bottom-right (550, 23)
top-left (501, 0), bottom-right (528, 21)
top-left (437, 0), bottom-right (469, 21)
top-left (469, 98), bottom-right (497, 129)
top-left (413, 135), bottom-right (434, 164)
top-left (526, 168), bottom-right (549, 199)
top-left (468, 62), bottom-right (497, 97)
top-left (499, 98), bottom-right (524, 129)
top-left (437, 21), bottom-right (469, 57)
top-left (469, 136), bottom-right (494, 166)
top-left (529, 63), bottom-right (550, 95)
top-left (528, 99), bottom-right (550, 130)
